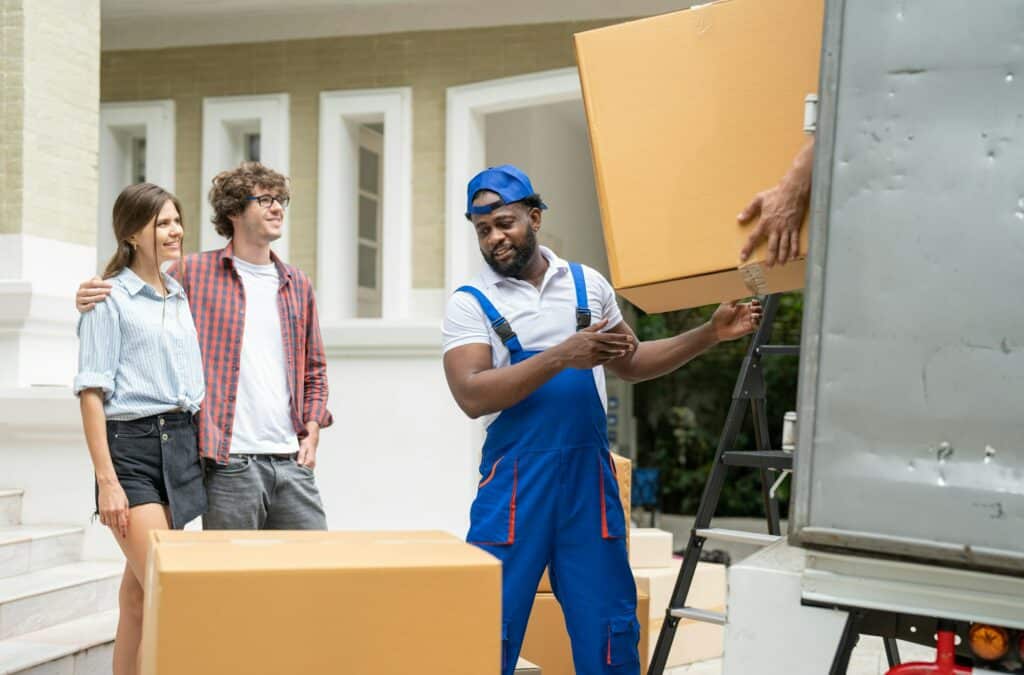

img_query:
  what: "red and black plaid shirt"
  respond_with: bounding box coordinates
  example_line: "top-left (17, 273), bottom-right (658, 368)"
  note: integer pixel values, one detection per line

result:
top-left (172, 242), bottom-right (332, 464)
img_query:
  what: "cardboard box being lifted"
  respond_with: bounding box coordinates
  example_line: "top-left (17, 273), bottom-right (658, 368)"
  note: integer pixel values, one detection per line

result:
top-left (574, 0), bottom-right (823, 312)
top-left (141, 531), bottom-right (501, 675)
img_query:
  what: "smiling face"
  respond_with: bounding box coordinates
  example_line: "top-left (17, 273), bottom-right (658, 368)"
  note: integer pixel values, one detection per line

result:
top-left (231, 184), bottom-right (286, 247)
top-left (129, 199), bottom-right (184, 268)
top-left (469, 190), bottom-right (542, 278)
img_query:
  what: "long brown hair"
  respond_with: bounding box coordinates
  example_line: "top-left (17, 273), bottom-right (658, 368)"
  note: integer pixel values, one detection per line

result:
top-left (102, 183), bottom-right (184, 280)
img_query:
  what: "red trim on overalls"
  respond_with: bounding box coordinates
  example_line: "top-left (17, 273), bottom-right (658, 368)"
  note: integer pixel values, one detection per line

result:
top-left (479, 456), bottom-right (504, 488)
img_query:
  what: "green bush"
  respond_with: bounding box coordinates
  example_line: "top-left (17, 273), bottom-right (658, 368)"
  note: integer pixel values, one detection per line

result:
top-left (633, 293), bottom-right (803, 516)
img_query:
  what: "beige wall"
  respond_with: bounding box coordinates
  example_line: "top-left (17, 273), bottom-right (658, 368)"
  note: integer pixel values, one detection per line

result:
top-left (100, 20), bottom-right (620, 288)
top-left (1, 0), bottom-right (99, 244)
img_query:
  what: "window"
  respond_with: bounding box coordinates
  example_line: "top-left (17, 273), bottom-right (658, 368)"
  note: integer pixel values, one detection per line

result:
top-left (98, 100), bottom-right (175, 272)
top-left (201, 94), bottom-right (289, 255)
top-left (316, 88), bottom-right (412, 321)
top-left (357, 126), bottom-right (384, 318)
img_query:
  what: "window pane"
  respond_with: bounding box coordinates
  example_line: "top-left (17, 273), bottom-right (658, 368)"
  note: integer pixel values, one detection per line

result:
top-left (245, 133), bottom-right (261, 162)
top-left (359, 195), bottom-right (378, 242)
top-left (358, 243), bottom-right (377, 289)
top-left (359, 146), bottom-right (379, 194)
top-left (131, 137), bottom-right (146, 184)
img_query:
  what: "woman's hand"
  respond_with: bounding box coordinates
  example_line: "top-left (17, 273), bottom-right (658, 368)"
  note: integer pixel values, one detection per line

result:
top-left (97, 480), bottom-right (130, 539)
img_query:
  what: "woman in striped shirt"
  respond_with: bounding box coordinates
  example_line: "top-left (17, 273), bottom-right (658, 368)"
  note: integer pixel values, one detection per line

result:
top-left (74, 183), bottom-right (206, 675)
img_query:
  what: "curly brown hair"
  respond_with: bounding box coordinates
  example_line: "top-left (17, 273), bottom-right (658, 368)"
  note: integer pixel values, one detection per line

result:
top-left (208, 161), bottom-right (290, 238)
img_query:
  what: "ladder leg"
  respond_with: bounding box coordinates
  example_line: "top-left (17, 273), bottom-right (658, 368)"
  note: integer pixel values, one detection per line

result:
top-left (648, 294), bottom-right (791, 675)
top-left (751, 397), bottom-right (782, 536)
top-left (830, 612), bottom-right (863, 675)
top-left (883, 637), bottom-right (901, 667)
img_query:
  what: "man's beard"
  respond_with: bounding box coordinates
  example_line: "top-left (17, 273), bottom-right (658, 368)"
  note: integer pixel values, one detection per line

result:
top-left (483, 227), bottom-right (537, 278)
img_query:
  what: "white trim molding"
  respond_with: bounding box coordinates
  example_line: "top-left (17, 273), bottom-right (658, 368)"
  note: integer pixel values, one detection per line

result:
top-left (200, 94), bottom-right (290, 258)
top-left (317, 87), bottom-right (413, 321)
top-left (98, 100), bottom-right (176, 272)
top-left (444, 68), bottom-right (582, 292)
top-left (0, 235), bottom-right (97, 388)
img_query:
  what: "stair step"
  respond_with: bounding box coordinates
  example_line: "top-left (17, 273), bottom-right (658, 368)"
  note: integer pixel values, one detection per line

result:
top-left (695, 528), bottom-right (781, 547)
top-left (669, 607), bottom-right (726, 626)
top-left (0, 562), bottom-right (121, 640)
top-left (0, 609), bottom-right (116, 675)
top-left (0, 493), bottom-right (22, 529)
top-left (0, 527), bottom-right (83, 580)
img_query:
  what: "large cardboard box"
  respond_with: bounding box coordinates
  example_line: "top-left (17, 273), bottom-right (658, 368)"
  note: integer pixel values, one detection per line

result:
top-left (141, 531), bottom-right (501, 675)
top-left (575, 0), bottom-right (824, 312)
top-left (538, 452), bottom-right (631, 592)
top-left (521, 592), bottom-right (649, 675)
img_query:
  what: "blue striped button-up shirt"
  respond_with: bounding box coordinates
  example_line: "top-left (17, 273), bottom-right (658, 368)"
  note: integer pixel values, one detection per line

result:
top-left (74, 267), bottom-right (205, 421)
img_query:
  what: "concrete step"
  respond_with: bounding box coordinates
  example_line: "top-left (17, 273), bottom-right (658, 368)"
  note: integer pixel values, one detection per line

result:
top-left (0, 562), bottom-right (121, 641)
top-left (0, 527), bottom-right (84, 580)
top-left (0, 609), bottom-right (115, 675)
top-left (0, 493), bottom-right (22, 529)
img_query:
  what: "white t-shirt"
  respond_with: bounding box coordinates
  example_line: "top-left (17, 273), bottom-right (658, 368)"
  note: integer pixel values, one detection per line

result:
top-left (442, 246), bottom-right (624, 428)
top-left (230, 257), bottom-right (299, 454)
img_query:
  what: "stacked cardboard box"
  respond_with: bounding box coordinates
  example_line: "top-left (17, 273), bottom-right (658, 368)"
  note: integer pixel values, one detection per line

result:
top-left (629, 528), bottom-right (727, 668)
top-left (141, 531), bottom-right (501, 675)
top-left (575, 0), bottom-right (824, 312)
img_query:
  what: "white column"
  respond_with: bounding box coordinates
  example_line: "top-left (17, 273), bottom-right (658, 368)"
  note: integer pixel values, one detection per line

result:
top-left (0, 0), bottom-right (101, 388)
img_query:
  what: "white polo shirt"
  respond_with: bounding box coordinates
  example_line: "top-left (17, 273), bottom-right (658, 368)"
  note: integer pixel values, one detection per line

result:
top-left (442, 246), bottom-right (624, 428)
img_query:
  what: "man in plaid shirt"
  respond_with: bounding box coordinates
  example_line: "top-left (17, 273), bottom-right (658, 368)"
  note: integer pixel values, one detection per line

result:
top-left (77, 162), bottom-right (332, 530)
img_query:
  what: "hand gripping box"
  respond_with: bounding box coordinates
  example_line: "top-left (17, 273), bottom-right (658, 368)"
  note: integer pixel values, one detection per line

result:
top-left (141, 530), bottom-right (502, 675)
top-left (574, 0), bottom-right (824, 311)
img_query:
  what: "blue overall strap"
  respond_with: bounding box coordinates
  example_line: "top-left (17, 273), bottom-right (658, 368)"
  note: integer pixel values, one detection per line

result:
top-left (455, 285), bottom-right (524, 354)
top-left (568, 262), bottom-right (592, 331)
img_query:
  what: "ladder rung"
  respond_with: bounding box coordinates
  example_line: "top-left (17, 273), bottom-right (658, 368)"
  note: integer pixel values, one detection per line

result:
top-left (757, 345), bottom-right (800, 356)
top-left (669, 607), bottom-right (726, 625)
top-left (695, 528), bottom-right (781, 547)
top-left (721, 450), bottom-right (793, 470)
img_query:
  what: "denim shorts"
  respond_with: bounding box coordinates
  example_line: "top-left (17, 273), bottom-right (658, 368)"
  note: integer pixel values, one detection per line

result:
top-left (97, 411), bottom-right (207, 529)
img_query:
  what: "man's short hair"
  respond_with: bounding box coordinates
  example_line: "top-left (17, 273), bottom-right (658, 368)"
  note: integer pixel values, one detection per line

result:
top-left (208, 161), bottom-right (290, 238)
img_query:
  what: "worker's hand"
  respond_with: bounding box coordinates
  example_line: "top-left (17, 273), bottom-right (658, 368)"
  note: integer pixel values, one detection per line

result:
top-left (738, 138), bottom-right (815, 268)
top-left (709, 300), bottom-right (763, 343)
top-left (553, 319), bottom-right (636, 369)
top-left (737, 182), bottom-right (808, 268)
top-left (76, 277), bottom-right (113, 313)
top-left (97, 481), bottom-right (130, 539)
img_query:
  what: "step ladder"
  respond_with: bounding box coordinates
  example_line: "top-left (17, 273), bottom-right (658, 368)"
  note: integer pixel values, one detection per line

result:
top-left (647, 293), bottom-right (797, 675)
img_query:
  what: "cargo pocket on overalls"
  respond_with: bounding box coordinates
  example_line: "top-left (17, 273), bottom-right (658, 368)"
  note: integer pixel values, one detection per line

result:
top-left (599, 451), bottom-right (627, 540)
top-left (467, 455), bottom-right (518, 546)
top-left (605, 615), bottom-right (640, 669)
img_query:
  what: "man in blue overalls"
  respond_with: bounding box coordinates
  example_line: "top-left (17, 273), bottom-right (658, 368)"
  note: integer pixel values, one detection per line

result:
top-left (442, 165), bottom-right (761, 675)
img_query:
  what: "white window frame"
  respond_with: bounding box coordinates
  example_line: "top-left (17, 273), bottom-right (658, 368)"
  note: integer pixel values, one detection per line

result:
top-left (445, 68), bottom-right (581, 292)
top-left (97, 100), bottom-right (176, 272)
top-left (200, 94), bottom-right (290, 258)
top-left (317, 87), bottom-right (412, 321)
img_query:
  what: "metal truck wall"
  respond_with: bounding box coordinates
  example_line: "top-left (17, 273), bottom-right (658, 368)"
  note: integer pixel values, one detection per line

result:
top-left (790, 0), bottom-right (1024, 573)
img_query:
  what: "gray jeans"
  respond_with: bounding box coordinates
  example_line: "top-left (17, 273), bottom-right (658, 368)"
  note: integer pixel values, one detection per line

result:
top-left (203, 454), bottom-right (327, 530)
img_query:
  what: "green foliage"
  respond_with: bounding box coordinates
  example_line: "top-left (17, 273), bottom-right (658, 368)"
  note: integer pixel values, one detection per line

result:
top-left (633, 293), bottom-right (803, 516)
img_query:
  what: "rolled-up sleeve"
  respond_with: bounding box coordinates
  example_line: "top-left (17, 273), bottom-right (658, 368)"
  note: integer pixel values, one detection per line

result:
top-left (74, 301), bottom-right (121, 399)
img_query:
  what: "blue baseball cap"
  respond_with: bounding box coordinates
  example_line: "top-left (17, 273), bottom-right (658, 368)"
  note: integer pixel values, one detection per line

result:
top-left (465, 164), bottom-right (548, 217)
